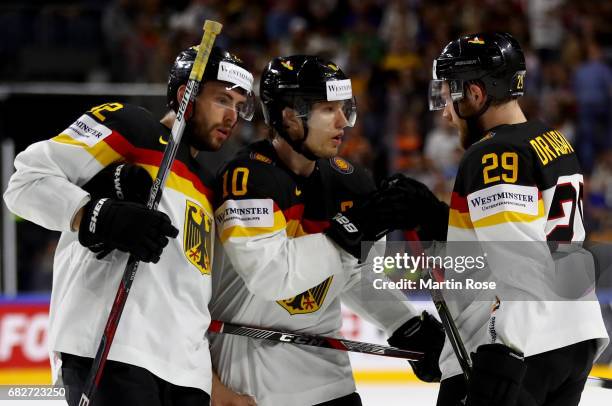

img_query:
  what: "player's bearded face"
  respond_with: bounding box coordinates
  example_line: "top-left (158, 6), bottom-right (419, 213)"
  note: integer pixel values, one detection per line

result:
top-left (185, 82), bottom-right (246, 151)
top-left (442, 100), bottom-right (470, 148)
top-left (302, 101), bottom-right (350, 158)
top-left (442, 91), bottom-right (482, 149)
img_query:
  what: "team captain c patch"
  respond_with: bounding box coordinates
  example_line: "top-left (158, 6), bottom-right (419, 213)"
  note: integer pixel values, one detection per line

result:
top-left (184, 200), bottom-right (213, 275)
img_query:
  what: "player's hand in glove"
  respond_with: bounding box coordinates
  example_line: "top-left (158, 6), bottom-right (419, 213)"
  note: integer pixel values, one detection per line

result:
top-left (387, 311), bottom-right (446, 382)
top-left (325, 184), bottom-right (419, 258)
top-left (82, 163), bottom-right (153, 204)
top-left (78, 198), bottom-right (179, 263)
top-left (82, 163), bottom-right (154, 258)
top-left (466, 344), bottom-right (526, 406)
top-left (380, 174), bottom-right (449, 241)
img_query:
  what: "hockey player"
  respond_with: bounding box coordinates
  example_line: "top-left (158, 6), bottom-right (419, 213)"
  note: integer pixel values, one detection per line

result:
top-left (209, 55), bottom-right (445, 406)
top-left (395, 32), bottom-right (610, 405)
top-left (3, 46), bottom-right (255, 406)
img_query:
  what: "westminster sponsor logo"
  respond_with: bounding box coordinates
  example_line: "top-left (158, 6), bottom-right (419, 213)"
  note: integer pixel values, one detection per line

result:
top-left (468, 184), bottom-right (538, 222)
top-left (217, 61), bottom-right (254, 92)
top-left (215, 198), bottom-right (274, 231)
top-left (326, 79), bottom-right (352, 101)
top-left (62, 114), bottom-right (112, 147)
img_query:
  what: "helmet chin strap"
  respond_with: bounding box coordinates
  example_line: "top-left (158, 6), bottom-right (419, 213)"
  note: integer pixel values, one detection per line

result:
top-left (277, 117), bottom-right (319, 161)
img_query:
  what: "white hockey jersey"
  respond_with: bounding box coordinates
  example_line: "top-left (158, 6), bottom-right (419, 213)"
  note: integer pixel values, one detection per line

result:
top-left (4, 103), bottom-right (216, 393)
top-left (210, 141), bottom-right (417, 405)
top-left (439, 120), bottom-right (609, 380)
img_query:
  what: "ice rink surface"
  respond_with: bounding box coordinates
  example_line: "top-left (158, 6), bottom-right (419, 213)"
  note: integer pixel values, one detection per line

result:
top-left (358, 383), bottom-right (612, 405)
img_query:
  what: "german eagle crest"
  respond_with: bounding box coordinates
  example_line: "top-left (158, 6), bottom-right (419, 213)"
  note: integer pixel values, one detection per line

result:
top-left (183, 200), bottom-right (212, 275)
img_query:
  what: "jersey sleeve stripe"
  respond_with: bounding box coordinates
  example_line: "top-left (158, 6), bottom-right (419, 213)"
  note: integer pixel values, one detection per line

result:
top-left (286, 219), bottom-right (306, 238)
top-left (102, 131), bottom-right (214, 201)
top-left (55, 129), bottom-right (215, 203)
top-left (302, 219), bottom-right (330, 234)
top-left (472, 198), bottom-right (545, 228)
top-left (52, 134), bottom-right (122, 166)
top-left (449, 208), bottom-right (474, 229)
top-left (450, 197), bottom-right (544, 229)
top-left (450, 192), bottom-right (469, 213)
top-left (140, 164), bottom-right (213, 213)
top-left (283, 204), bottom-right (305, 220)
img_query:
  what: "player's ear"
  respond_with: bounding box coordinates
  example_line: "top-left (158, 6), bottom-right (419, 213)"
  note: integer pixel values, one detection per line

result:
top-left (466, 82), bottom-right (486, 107)
top-left (176, 84), bottom-right (187, 108)
top-left (282, 107), bottom-right (303, 135)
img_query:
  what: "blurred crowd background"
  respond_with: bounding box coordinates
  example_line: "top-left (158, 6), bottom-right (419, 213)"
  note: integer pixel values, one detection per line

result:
top-left (0, 0), bottom-right (610, 300)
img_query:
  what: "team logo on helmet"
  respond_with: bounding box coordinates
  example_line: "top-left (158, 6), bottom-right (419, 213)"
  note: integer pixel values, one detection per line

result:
top-left (277, 277), bottom-right (333, 315)
top-left (183, 200), bottom-right (213, 275)
top-left (327, 63), bottom-right (339, 71)
top-left (468, 36), bottom-right (485, 45)
top-left (330, 157), bottom-right (354, 174)
top-left (281, 60), bottom-right (294, 70)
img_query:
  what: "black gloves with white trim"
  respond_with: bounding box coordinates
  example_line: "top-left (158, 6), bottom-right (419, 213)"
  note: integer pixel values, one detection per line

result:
top-left (467, 344), bottom-right (526, 406)
top-left (79, 163), bottom-right (178, 263)
top-left (83, 163), bottom-right (153, 204)
top-left (387, 311), bottom-right (445, 382)
top-left (78, 197), bottom-right (178, 263)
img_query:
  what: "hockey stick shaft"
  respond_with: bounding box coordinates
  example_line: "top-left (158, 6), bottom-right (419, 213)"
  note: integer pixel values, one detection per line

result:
top-left (209, 320), bottom-right (424, 361)
top-left (78, 21), bottom-right (223, 406)
top-left (405, 232), bottom-right (472, 383)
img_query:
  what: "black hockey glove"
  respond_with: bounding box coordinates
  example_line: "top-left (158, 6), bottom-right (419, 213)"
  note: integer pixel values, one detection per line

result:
top-left (387, 311), bottom-right (445, 382)
top-left (466, 344), bottom-right (526, 406)
top-left (381, 174), bottom-right (449, 241)
top-left (325, 185), bottom-right (419, 258)
top-left (82, 163), bottom-right (153, 204)
top-left (78, 198), bottom-right (179, 263)
top-left (82, 163), bottom-right (154, 258)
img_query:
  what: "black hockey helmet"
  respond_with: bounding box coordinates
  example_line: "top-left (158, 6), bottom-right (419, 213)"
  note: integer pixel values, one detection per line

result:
top-left (167, 45), bottom-right (255, 120)
top-left (260, 55), bottom-right (356, 158)
top-left (429, 32), bottom-right (526, 111)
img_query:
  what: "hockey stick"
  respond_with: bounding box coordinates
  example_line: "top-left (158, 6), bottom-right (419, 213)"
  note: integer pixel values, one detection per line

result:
top-left (208, 320), bottom-right (424, 361)
top-left (425, 267), bottom-right (472, 382)
top-left (78, 20), bottom-right (223, 406)
top-left (405, 233), bottom-right (472, 383)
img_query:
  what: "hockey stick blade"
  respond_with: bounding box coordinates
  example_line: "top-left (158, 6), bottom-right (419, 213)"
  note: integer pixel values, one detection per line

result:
top-left (209, 320), bottom-right (424, 361)
top-left (78, 20), bottom-right (223, 406)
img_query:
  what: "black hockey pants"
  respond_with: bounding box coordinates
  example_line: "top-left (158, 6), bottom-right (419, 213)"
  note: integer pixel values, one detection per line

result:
top-left (60, 352), bottom-right (210, 406)
top-left (436, 339), bottom-right (598, 406)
